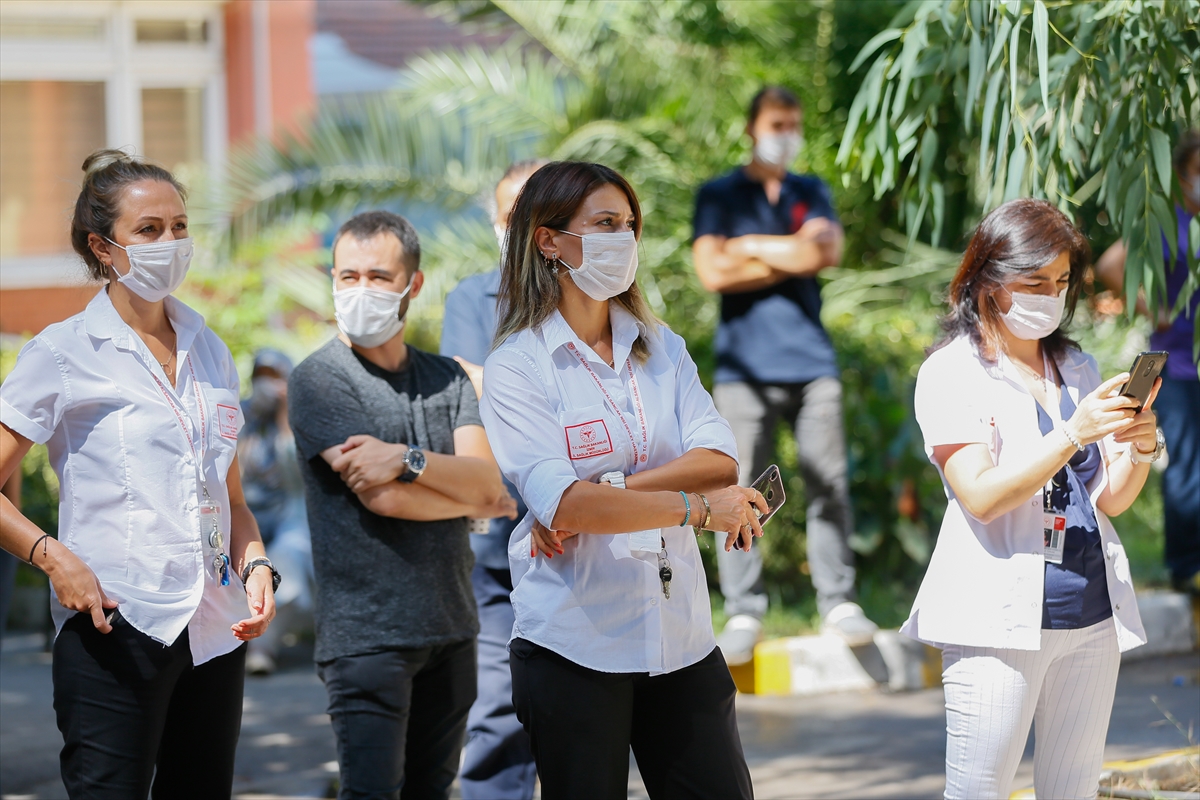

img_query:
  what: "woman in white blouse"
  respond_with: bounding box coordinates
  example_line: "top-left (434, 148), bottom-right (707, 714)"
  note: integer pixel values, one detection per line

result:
top-left (0, 150), bottom-right (276, 800)
top-left (479, 161), bottom-right (765, 800)
top-left (904, 199), bottom-right (1161, 800)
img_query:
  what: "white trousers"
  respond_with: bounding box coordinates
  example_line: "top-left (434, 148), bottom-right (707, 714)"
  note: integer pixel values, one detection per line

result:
top-left (941, 619), bottom-right (1121, 800)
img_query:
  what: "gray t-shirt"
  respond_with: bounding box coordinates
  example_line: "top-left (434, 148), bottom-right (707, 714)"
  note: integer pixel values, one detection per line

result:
top-left (289, 338), bottom-right (481, 663)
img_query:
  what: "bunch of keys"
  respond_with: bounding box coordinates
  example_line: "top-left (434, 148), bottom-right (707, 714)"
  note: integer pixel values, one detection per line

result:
top-left (657, 538), bottom-right (672, 600)
top-left (201, 496), bottom-right (231, 586)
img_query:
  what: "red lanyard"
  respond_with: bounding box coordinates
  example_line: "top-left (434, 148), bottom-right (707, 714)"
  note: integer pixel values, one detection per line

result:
top-left (147, 355), bottom-right (208, 484)
top-left (566, 342), bottom-right (648, 466)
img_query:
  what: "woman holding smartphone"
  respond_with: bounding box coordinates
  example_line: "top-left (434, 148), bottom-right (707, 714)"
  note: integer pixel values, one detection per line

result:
top-left (479, 161), bottom-right (764, 800)
top-left (0, 150), bottom-right (276, 799)
top-left (903, 198), bottom-right (1162, 800)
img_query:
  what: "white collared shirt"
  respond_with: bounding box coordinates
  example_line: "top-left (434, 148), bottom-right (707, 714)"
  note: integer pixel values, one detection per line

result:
top-left (902, 336), bottom-right (1145, 653)
top-left (480, 306), bottom-right (737, 675)
top-left (1, 290), bottom-right (248, 664)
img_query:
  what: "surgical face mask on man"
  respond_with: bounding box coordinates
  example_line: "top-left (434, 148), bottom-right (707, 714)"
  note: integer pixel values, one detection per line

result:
top-left (248, 376), bottom-right (286, 419)
top-left (753, 131), bottom-right (803, 171)
top-left (333, 277), bottom-right (415, 348)
top-left (556, 230), bottom-right (639, 302)
top-left (998, 286), bottom-right (1067, 340)
top-left (105, 237), bottom-right (193, 302)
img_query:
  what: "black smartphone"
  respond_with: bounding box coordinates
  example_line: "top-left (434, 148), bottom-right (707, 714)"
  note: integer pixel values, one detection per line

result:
top-left (1119, 351), bottom-right (1167, 411)
top-left (735, 465), bottom-right (787, 549)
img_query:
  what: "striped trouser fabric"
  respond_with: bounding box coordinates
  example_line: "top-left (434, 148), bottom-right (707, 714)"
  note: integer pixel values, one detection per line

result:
top-left (941, 619), bottom-right (1121, 800)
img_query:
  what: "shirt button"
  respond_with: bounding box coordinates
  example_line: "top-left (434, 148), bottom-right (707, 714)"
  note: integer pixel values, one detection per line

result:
top-left (1115, 604), bottom-right (1120, 611)
top-left (651, 598), bottom-right (657, 606)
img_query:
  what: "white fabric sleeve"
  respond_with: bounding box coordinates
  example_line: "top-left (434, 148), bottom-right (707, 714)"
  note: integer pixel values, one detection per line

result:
top-left (0, 337), bottom-right (68, 445)
top-left (667, 330), bottom-right (738, 462)
top-left (913, 354), bottom-right (991, 453)
top-left (480, 349), bottom-right (580, 529)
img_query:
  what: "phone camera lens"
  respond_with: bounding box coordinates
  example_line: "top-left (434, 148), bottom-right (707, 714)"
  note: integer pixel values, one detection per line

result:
top-left (766, 490), bottom-right (773, 500)
top-left (1144, 362), bottom-right (1154, 376)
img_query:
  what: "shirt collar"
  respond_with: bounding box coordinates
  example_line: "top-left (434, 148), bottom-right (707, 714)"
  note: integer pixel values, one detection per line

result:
top-left (84, 289), bottom-right (205, 354)
top-left (539, 305), bottom-right (647, 368)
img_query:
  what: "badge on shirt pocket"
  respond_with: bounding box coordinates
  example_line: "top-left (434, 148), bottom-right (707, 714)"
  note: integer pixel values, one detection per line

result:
top-left (564, 416), bottom-right (614, 460)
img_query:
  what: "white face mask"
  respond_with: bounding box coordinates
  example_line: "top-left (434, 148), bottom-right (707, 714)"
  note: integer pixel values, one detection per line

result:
top-left (556, 230), bottom-right (639, 302)
top-left (105, 237), bottom-right (193, 302)
top-left (495, 224), bottom-right (508, 252)
top-left (333, 279), bottom-right (414, 348)
top-left (999, 287), bottom-right (1066, 340)
top-left (1186, 175), bottom-right (1200, 206)
top-left (753, 131), bottom-right (803, 171)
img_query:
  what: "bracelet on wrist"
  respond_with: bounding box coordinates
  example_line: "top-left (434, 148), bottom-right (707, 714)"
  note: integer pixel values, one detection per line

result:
top-left (679, 491), bottom-right (692, 527)
top-left (28, 533), bottom-right (51, 567)
top-left (1059, 423), bottom-right (1085, 452)
top-left (693, 493), bottom-right (712, 534)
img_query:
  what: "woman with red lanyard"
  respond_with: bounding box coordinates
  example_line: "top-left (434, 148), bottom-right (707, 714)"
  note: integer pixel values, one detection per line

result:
top-left (0, 150), bottom-right (277, 800)
top-left (479, 161), bottom-right (765, 800)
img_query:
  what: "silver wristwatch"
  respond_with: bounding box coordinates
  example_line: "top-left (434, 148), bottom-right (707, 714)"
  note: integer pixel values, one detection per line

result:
top-left (399, 446), bottom-right (427, 482)
top-left (1129, 427), bottom-right (1166, 464)
top-left (599, 471), bottom-right (626, 489)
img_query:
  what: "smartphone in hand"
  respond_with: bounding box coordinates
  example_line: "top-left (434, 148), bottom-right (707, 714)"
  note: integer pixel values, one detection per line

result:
top-left (1119, 351), bottom-right (1167, 412)
top-left (735, 465), bottom-right (787, 550)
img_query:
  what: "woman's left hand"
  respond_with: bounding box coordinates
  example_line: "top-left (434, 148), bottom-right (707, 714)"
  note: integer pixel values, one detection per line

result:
top-left (1111, 377), bottom-right (1161, 455)
top-left (232, 567), bottom-right (277, 641)
top-left (531, 520), bottom-right (577, 558)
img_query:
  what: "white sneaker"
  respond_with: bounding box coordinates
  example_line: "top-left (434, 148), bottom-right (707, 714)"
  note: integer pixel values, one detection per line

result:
top-left (821, 602), bottom-right (878, 647)
top-left (717, 614), bottom-right (764, 666)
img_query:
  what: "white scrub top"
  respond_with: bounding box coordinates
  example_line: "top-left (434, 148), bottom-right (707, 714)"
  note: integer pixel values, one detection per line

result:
top-left (1, 289), bottom-right (248, 664)
top-left (902, 335), bottom-right (1145, 653)
top-left (480, 306), bottom-right (738, 675)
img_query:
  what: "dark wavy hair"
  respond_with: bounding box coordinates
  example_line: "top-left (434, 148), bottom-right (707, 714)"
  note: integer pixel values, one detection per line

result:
top-left (934, 198), bottom-right (1090, 362)
top-left (71, 149), bottom-right (187, 281)
top-left (492, 161), bottom-right (659, 363)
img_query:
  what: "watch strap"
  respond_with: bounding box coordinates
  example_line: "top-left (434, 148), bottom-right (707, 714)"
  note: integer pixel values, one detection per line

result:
top-left (242, 557), bottom-right (281, 593)
top-left (600, 471), bottom-right (626, 489)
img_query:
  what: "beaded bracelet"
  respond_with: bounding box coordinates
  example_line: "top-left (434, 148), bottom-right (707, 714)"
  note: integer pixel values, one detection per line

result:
top-left (679, 491), bottom-right (692, 527)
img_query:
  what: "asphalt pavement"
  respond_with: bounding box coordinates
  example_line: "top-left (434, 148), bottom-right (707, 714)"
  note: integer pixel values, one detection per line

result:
top-left (2, 633), bottom-right (1197, 800)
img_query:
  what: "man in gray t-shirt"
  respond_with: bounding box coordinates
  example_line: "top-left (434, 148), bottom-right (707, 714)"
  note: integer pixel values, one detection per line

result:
top-left (289, 211), bottom-right (515, 800)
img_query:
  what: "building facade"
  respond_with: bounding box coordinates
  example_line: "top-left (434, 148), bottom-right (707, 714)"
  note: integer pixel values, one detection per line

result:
top-left (0, 0), bottom-right (314, 335)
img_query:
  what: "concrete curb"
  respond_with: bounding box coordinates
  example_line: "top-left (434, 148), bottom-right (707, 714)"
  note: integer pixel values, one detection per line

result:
top-left (732, 591), bottom-right (1199, 696)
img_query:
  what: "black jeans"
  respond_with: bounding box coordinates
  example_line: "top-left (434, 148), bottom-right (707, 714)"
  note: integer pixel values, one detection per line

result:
top-left (318, 638), bottom-right (477, 800)
top-left (52, 610), bottom-right (246, 800)
top-left (510, 639), bottom-right (753, 800)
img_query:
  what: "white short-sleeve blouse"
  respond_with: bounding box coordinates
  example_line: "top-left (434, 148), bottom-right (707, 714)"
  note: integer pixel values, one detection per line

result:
top-left (479, 306), bottom-right (738, 676)
top-left (902, 335), bottom-right (1145, 653)
top-left (0, 290), bottom-right (248, 664)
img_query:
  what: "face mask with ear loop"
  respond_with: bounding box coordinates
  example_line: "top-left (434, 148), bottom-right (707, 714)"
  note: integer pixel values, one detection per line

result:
top-left (555, 230), bottom-right (640, 301)
top-left (998, 286), bottom-right (1067, 340)
top-left (753, 131), bottom-right (803, 171)
top-left (104, 237), bottom-right (194, 302)
top-left (334, 276), bottom-right (415, 348)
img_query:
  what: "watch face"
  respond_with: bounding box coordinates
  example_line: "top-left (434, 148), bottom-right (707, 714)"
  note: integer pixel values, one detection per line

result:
top-left (407, 448), bottom-right (426, 472)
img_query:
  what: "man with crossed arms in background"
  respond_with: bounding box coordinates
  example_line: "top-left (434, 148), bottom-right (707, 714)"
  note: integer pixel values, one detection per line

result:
top-left (441, 160), bottom-right (546, 800)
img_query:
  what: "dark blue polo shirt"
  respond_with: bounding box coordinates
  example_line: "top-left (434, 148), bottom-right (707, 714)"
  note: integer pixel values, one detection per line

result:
top-left (1036, 390), bottom-right (1112, 630)
top-left (693, 168), bottom-right (840, 385)
top-left (440, 268), bottom-right (527, 570)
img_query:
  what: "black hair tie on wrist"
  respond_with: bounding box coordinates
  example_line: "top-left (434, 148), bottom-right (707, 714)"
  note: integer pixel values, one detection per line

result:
top-left (28, 533), bottom-right (51, 566)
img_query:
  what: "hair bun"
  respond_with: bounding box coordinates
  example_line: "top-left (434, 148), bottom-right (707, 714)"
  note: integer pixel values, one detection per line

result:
top-left (82, 148), bottom-right (136, 177)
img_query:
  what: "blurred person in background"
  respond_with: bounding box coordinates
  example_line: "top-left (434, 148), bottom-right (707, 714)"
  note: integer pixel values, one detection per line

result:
top-left (440, 160), bottom-right (546, 800)
top-left (481, 161), bottom-right (761, 800)
top-left (0, 150), bottom-right (276, 799)
top-left (239, 348), bottom-right (314, 676)
top-left (907, 199), bottom-right (1156, 800)
top-left (289, 211), bottom-right (515, 800)
top-left (1095, 130), bottom-right (1200, 595)
top-left (692, 85), bottom-right (875, 663)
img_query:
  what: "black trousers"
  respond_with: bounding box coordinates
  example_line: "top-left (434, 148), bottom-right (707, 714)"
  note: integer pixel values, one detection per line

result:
top-left (52, 610), bottom-right (246, 800)
top-left (318, 638), bottom-right (477, 800)
top-left (509, 639), bottom-right (754, 800)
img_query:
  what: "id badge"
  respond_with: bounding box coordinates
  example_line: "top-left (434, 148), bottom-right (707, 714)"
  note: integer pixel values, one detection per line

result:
top-left (1043, 512), bottom-right (1066, 564)
top-left (629, 529), bottom-right (661, 553)
top-left (200, 498), bottom-right (223, 551)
